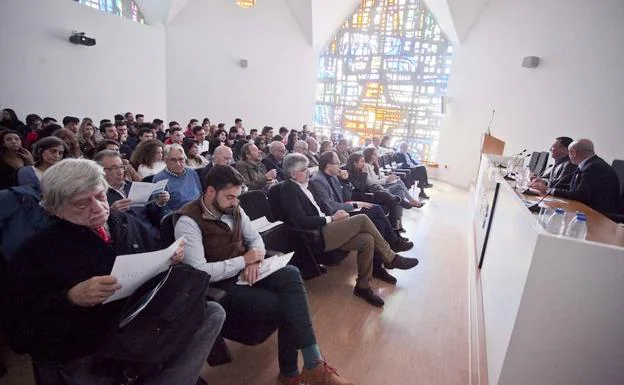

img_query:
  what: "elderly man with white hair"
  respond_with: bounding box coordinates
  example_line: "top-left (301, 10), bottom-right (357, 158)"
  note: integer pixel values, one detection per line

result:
top-left (293, 140), bottom-right (319, 167)
top-left (153, 143), bottom-right (202, 210)
top-left (262, 140), bottom-right (287, 181)
top-left (279, 153), bottom-right (420, 307)
top-left (6, 159), bottom-right (225, 385)
top-left (546, 139), bottom-right (620, 214)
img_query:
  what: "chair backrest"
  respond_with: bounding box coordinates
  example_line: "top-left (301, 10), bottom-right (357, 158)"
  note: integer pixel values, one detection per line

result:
top-left (238, 190), bottom-right (271, 221)
top-left (535, 151), bottom-right (549, 176)
top-left (528, 151), bottom-right (540, 173)
top-left (612, 159), bottom-right (624, 198)
top-left (267, 182), bottom-right (286, 221)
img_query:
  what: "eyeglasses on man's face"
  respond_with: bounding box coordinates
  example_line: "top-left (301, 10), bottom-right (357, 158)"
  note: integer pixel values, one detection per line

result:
top-left (103, 165), bottom-right (126, 172)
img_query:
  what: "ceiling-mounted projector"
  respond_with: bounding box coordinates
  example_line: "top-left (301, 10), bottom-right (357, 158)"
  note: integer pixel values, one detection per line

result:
top-left (69, 31), bottom-right (96, 46)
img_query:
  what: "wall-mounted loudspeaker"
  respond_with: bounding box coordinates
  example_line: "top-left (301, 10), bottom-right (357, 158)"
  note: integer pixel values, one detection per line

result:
top-left (522, 56), bottom-right (540, 68)
top-left (239, 59), bottom-right (249, 68)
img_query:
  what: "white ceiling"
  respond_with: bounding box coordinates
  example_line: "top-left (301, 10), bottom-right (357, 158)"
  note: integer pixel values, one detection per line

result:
top-left (136, 0), bottom-right (488, 47)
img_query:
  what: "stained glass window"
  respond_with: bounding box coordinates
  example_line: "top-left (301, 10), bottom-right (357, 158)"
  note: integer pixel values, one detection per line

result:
top-left (74, 0), bottom-right (145, 24)
top-left (314, 0), bottom-right (453, 162)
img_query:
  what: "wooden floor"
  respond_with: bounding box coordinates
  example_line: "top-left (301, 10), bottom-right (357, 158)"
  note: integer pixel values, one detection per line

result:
top-left (0, 181), bottom-right (471, 385)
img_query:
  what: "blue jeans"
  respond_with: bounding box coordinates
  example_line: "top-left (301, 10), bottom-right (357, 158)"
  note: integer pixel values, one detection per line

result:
top-left (213, 265), bottom-right (317, 375)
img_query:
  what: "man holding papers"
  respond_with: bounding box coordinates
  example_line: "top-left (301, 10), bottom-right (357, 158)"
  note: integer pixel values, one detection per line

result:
top-left (175, 165), bottom-right (355, 385)
top-left (6, 159), bottom-right (224, 385)
top-left (95, 150), bottom-right (171, 238)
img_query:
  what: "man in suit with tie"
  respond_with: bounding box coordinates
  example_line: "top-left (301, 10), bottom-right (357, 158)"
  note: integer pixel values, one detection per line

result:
top-left (530, 136), bottom-right (577, 190)
top-left (279, 153), bottom-right (420, 307)
top-left (544, 139), bottom-right (620, 214)
top-left (308, 151), bottom-right (414, 284)
top-left (394, 142), bottom-right (432, 199)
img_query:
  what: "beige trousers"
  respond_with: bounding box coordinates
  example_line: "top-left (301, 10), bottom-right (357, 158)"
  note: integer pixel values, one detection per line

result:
top-left (322, 214), bottom-right (396, 288)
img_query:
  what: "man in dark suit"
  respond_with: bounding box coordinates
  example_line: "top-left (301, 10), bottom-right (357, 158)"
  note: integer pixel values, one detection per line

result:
top-left (309, 152), bottom-right (414, 284)
top-left (547, 139), bottom-right (620, 214)
top-left (394, 142), bottom-right (432, 199)
top-left (280, 153), bottom-right (419, 307)
top-left (530, 136), bottom-right (578, 190)
top-left (262, 141), bottom-right (287, 181)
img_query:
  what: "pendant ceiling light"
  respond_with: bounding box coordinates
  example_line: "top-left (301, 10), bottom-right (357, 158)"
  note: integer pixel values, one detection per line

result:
top-left (236, 0), bottom-right (256, 8)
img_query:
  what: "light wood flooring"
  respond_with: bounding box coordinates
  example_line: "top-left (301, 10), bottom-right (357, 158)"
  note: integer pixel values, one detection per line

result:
top-left (0, 181), bottom-right (471, 385)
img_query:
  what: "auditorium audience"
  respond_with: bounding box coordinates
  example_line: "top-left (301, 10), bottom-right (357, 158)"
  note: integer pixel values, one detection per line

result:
top-left (395, 142), bottom-right (432, 199)
top-left (0, 130), bottom-right (33, 190)
top-left (363, 147), bottom-right (424, 208)
top-left (263, 141), bottom-right (287, 181)
top-left (530, 136), bottom-right (577, 190)
top-left (77, 120), bottom-right (97, 159)
top-left (294, 140), bottom-right (319, 167)
top-left (235, 142), bottom-right (277, 191)
top-left (280, 153), bottom-right (419, 307)
top-left (19, 114), bottom-right (42, 140)
top-left (540, 139), bottom-right (621, 214)
top-left (174, 165), bottom-right (355, 385)
top-left (193, 125), bottom-right (210, 156)
top-left (54, 128), bottom-right (81, 158)
top-left (346, 152), bottom-right (405, 232)
top-left (153, 143), bottom-right (202, 210)
top-left (0, 108), bottom-right (24, 131)
top-left (130, 139), bottom-right (166, 178)
top-left (255, 136), bottom-right (269, 155)
top-left (182, 139), bottom-right (209, 169)
top-left (165, 127), bottom-right (185, 145)
top-left (62, 116), bottom-right (80, 135)
top-left (319, 140), bottom-right (332, 154)
top-left (18, 137), bottom-right (66, 193)
top-left (261, 126), bottom-right (274, 142)
top-left (96, 150), bottom-right (170, 238)
top-left (6, 159), bottom-right (224, 385)
top-left (209, 129), bottom-right (228, 155)
top-left (335, 138), bottom-right (351, 164)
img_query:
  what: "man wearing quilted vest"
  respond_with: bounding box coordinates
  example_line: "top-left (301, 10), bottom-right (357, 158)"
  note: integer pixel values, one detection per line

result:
top-left (174, 166), bottom-right (355, 385)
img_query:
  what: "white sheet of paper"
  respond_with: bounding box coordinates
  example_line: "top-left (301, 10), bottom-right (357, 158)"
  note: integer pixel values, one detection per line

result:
top-left (251, 216), bottom-right (283, 233)
top-left (236, 251), bottom-right (294, 286)
top-left (105, 237), bottom-right (185, 303)
top-left (127, 179), bottom-right (168, 206)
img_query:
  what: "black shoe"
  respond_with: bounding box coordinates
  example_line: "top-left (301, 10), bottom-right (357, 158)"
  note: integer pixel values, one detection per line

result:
top-left (384, 254), bottom-right (419, 270)
top-left (423, 183), bottom-right (433, 189)
top-left (419, 192), bottom-right (430, 199)
top-left (391, 240), bottom-right (414, 252)
top-left (373, 267), bottom-right (397, 285)
top-left (399, 200), bottom-right (413, 209)
top-left (394, 231), bottom-right (409, 242)
top-left (398, 227), bottom-right (407, 233)
top-left (353, 286), bottom-right (385, 307)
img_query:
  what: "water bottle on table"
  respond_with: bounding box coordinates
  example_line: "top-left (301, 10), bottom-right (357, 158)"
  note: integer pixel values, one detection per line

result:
top-left (546, 208), bottom-right (566, 235)
top-left (565, 213), bottom-right (588, 240)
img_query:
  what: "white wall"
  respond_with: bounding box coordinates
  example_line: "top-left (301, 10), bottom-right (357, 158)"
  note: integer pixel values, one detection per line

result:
top-left (165, 0), bottom-right (315, 130)
top-left (437, 0), bottom-right (624, 188)
top-left (0, 0), bottom-right (166, 122)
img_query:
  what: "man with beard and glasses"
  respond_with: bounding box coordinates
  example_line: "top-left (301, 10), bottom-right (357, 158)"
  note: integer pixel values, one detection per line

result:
top-left (174, 166), bottom-right (354, 385)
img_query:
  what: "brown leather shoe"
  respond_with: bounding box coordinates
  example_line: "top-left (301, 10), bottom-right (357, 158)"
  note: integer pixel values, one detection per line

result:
top-left (300, 362), bottom-right (355, 385)
top-left (384, 254), bottom-right (419, 270)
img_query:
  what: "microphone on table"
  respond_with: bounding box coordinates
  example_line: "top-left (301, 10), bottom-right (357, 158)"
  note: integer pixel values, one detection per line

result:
top-left (503, 151), bottom-right (531, 179)
top-left (526, 169), bottom-right (580, 213)
top-left (522, 164), bottom-right (553, 196)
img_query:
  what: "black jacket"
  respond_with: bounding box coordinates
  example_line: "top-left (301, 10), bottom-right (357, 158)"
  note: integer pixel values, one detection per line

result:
top-left (544, 155), bottom-right (577, 189)
top-left (262, 154), bottom-right (286, 181)
top-left (394, 151), bottom-right (419, 167)
top-left (6, 211), bottom-right (160, 361)
top-left (280, 179), bottom-right (328, 230)
top-left (552, 155), bottom-right (621, 214)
